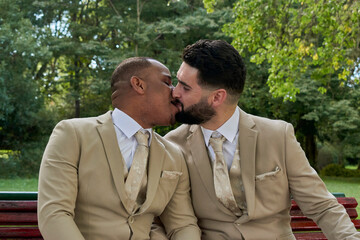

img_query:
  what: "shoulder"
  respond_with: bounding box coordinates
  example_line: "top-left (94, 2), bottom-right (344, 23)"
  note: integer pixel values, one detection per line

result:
top-left (251, 114), bottom-right (289, 130)
top-left (55, 111), bottom-right (110, 129)
top-left (164, 124), bottom-right (193, 145)
top-left (153, 132), bottom-right (187, 170)
top-left (50, 112), bottom-right (112, 140)
top-left (240, 109), bottom-right (294, 138)
top-left (153, 132), bottom-right (183, 156)
top-left (240, 107), bottom-right (290, 130)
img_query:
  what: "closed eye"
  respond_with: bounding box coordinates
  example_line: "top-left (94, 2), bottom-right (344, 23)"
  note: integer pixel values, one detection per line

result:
top-left (178, 80), bottom-right (192, 91)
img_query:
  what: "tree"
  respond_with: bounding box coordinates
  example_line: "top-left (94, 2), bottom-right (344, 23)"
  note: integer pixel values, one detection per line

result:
top-left (0, 0), bottom-right (58, 177)
top-left (204, 0), bottom-right (360, 169)
top-left (0, 0), bottom-right (54, 148)
top-left (30, 0), bottom-right (234, 120)
top-left (0, 0), bottom-right (237, 177)
top-left (239, 56), bottom-right (360, 170)
top-left (206, 0), bottom-right (360, 100)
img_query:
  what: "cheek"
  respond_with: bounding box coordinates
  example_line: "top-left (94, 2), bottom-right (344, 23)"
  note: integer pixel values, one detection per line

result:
top-left (151, 92), bottom-right (171, 108)
top-left (183, 93), bottom-right (201, 107)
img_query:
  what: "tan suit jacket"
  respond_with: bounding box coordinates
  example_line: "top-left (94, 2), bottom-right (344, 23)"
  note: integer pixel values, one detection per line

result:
top-left (38, 111), bottom-right (201, 240)
top-left (165, 108), bottom-right (360, 240)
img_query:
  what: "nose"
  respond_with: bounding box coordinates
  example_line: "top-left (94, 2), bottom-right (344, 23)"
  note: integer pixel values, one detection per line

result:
top-left (172, 83), bottom-right (180, 98)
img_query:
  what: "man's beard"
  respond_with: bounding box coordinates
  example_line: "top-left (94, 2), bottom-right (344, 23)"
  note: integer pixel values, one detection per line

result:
top-left (175, 98), bottom-right (216, 125)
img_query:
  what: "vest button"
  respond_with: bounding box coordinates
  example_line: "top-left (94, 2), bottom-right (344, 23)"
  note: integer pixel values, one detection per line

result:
top-left (128, 216), bottom-right (134, 224)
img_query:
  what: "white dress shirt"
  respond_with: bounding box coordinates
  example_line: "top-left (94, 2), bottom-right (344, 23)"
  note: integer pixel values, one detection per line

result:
top-left (201, 107), bottom-right (240, 169)
top-left (112, 108), bottom-right (152, 170)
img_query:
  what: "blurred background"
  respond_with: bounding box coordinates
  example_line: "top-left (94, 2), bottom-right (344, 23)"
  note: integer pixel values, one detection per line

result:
top-left (0, 0), bottom-right (359, 182)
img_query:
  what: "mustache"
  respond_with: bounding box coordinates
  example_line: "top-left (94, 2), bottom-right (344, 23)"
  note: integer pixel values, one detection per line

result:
top-left (171, 99), bottom-right (184, 110)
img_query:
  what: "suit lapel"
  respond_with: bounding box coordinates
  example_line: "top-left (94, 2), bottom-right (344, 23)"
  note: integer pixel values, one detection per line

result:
top-left (238, 109), bottom-right (257, 219)
top-left (96, 111), bottom-right (130, 214)
top-left (188, 125), bottom-right (235, 216)
top-left (138, 131), bottom-right (165, 214)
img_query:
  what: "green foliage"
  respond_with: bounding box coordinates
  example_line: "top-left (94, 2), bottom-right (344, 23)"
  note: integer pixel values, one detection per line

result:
top-left (3, 0), bottom-right (359, 177)
top-left (317, 144), bottom-right (338, 171)
top-left (1, 0), bottom-right (235, 177)
top-left (210, 0), bottom-right (360, 100)
top-left (239, 49), bottom-right (360, 168)
top-left (26, 0), bottom-right (233, 120)
top-left (0, 137), bottom-right (49, 178)
top-left (227, 0), bottom-right (360, 168)
top-left (0, 0), bottom-right (55, 152)
top-left (320, 164), bottom-right (360, 178)
top-left (203, 0), bottom-right (217, 13)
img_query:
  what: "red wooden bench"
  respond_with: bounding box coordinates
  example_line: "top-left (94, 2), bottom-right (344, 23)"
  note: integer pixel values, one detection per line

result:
top-left (0, 192), bottom-right (42, 239)
top-left (0, 192), bottom-right (359, 239)
top-left (292, 197), bottom-right (360, 239)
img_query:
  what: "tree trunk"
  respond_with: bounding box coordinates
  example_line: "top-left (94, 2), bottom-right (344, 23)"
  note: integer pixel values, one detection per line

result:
top-left (305, 133), bottom-right (318, 170)
top-left (296, 119), bottom-right (318, 171)
top-left (74, 58), bottom-right (81, 118)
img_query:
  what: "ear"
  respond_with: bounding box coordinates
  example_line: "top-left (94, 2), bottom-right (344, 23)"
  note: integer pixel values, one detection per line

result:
top-left (209, 89), bottom-right (227, 107)
top-left (130, 76), bottom-right (146, 94)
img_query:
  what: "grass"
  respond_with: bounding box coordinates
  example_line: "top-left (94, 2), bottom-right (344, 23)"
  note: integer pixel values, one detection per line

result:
top-left (0, 178), bottom-right (38, 191)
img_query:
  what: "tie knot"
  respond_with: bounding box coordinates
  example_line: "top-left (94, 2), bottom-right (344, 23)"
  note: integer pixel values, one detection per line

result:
top-left (135, 130), bottom-right (149, 147)
top-left (209, 134), bottom-right (226, 152)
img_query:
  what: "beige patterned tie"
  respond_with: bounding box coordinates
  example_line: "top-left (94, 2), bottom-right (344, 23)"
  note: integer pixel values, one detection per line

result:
top-left (209, 134), bottom-right (242, 216)
top-left (124, 130), bottom-right (149, 213)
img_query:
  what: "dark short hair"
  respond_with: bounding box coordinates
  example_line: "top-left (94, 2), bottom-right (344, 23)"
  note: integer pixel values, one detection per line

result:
top-left (182, 39), bottom-right (246, 98)
top-left (111, 57), bottom-right (152, 93)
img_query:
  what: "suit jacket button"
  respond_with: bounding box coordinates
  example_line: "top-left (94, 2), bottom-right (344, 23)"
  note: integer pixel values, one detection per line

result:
top-left (128, 216), bottom-right (134, 224)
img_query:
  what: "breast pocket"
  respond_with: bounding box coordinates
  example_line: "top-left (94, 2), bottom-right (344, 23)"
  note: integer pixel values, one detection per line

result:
top-left (150, 171), bottom-right (181, 214)
top-left (158, 171), bottom-right (181, 199)
top-left (254, 166), bottom-right (289, 217)
top-left (255, 166), bottom-right (281, 182)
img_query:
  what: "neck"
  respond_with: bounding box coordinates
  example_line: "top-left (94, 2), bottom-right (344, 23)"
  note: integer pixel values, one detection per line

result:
top-left (200, 105), bottom-right (237, 130)
top-left (115, 103), bottom-right (153, 129)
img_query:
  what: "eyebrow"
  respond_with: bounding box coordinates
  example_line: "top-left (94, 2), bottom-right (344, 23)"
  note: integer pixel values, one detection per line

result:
top-left (177, 79), bottom-right (192, 89)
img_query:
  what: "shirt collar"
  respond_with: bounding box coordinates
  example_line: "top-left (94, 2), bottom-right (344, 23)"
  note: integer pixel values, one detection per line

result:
top-left (112, 108), bottom-right (152, 145)
top-left (201, 106), bottom-right (240, 146)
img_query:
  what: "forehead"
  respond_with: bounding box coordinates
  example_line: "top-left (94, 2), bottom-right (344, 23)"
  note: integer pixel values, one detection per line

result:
top-left (148, 59), bottom-right (171, 78)
top-left (177, 62), bottom-right (199, 84)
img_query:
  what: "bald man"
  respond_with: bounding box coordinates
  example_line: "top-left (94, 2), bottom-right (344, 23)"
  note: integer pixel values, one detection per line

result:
top-left (38, 57), bottom-right (201, 240)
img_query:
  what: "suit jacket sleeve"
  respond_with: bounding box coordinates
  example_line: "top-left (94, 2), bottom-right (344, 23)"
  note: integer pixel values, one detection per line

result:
top-left (285, 123), bottom-right (360, 239)
top-left (38, 120), bottom-right (85, 240)
top-left (159, 148), bottom-right (201, 240)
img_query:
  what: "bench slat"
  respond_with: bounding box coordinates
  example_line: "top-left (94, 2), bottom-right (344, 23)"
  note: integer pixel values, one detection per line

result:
top-left (291, 208), bottom-right (358, 220)
top-left (291, 219), bottom-right (360, 232)
top-left (0, 212), bottom-right (38, 224)
top-left (0, 227), bottom-right (42, 238)
top-left (0, 200), bottom-right (37, 212)
top-left (0, 192), bottom-right (38, 200)
top-left (291, 197), bottom-right (358, 210)
top-left (294, 232), bottom-right (327, 240)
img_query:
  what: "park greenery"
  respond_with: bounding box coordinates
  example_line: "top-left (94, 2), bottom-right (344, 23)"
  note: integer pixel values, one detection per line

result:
top-left (1, 0), bottom-right (359, 178)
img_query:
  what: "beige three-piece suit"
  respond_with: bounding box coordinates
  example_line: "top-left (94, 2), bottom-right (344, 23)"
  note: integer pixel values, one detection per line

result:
top-left (165, 108), bottom-right (360, 240)
top-left (38, 111), bottom-right (200, 240)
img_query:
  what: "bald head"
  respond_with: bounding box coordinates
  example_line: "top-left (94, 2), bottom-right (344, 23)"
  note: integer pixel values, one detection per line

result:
top-left (111, 57), bottom-right (153, 93)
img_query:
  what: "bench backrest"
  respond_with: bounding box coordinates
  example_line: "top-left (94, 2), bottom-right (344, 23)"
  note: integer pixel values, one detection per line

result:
top-left (0, 192), bottom-right (359, 240)
top-left (0, 192), bottom-right (41, 239)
